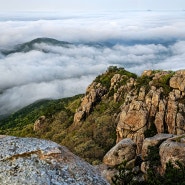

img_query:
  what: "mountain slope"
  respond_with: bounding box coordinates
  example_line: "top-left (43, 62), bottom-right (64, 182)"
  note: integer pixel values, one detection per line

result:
top-left (1, 66), bottom-right (185, 165)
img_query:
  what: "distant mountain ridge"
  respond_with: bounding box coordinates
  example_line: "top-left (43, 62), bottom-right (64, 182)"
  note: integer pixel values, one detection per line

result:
top-left (0, 37), bottom-right (176, 57)
top-left (0, 37), bottom-right (114, 56)
top-left (1, 37), bottom-right (71, 55)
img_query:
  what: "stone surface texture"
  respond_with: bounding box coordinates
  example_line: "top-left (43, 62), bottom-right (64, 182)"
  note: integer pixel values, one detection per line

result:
top-left (141, 133), bottom-right (174, 159)
top-left (116, 70), bottom-right (185, 153)
top-left (159, 135), bottom-right (185, 173)
top-left (0, 136), bottom-right (108, 185)
top-left (103, 138), bottom-right (136, 167)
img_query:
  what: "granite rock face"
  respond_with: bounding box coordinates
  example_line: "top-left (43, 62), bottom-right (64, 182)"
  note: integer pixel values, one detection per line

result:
top-left (141, 133), bottom-right (174, 160)
top-left (0, 135), bottom-right (108, 185)
top-left (74, 82), bottom-right (107, 124)
top-left (103, 138), bottom-right (136, 167)
top-left (159, 135), bottom-right (185, 173)
top-left (73, 69), bottom-right (185, 155)
top-left (72, 69), bottom-right (185, 182)
top-left (116, 70), bottom-right (185, 153)
top-left (169, 70), bottom-right (185, 92)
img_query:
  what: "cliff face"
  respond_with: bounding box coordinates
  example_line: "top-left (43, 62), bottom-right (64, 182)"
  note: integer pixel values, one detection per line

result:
top-left (0, 135), bottom-right (108, 185)
top-left (72, 67), bottom-right (185, 183)
top-left (117, 70), bottom-right (185, 153)
top-left (74, 68), bottom-right (185, 154)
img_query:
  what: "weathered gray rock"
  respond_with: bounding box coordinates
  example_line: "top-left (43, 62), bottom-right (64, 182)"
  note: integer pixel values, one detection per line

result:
top-left (141, 134), bottom-right (174, 160)
top-left (103, 138), bottom-right (136, 167)
top-left (0, 136), bottom-right (108, 185)
top-left (160, 135), bottom-right (185, 173)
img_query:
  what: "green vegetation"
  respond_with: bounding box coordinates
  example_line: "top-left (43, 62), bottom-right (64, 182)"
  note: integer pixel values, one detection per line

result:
top-left (0, 95), bottom-right (82, 133)
top-left (136, 75), bottom-right (152, 93)
top-left (146, 160), bottom-right (185, 185)
top-left (151, 72), bottom-right (174, 96)
top-left (144, 121), bottom-right (158, 138)
top-left (0, 67), bottom-right (178, 166)
top-left (61, 97), bottom-right (120, 163)
top-left (113, 144), bottom-right (185, 185)
top-left (0, 92), bottom-right (120, 164)
top-left (94, 66), bottom-right (137, 89)
top-left (112, 161), bottom-right (136, 185)
top-left (113, 160), bottom-right (185, 185)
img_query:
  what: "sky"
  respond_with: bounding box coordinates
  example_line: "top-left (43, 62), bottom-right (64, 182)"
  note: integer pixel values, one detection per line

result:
top-left (0, 0), bottom-right (185, 11)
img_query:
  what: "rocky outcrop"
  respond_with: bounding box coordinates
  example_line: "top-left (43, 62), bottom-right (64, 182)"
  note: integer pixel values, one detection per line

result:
top-left (160, 135), bottom-right (185, 173)
top-left (103, 138), bottom-right (137, 167)
top-left (113, 76), bottom-right (135, 102)
top-left (141, 133), bottom-right (174, 159)
top-left (72, 69), bottom-right (185, 158)
top-left (170, 70), bottom-right (185, 91)
top-left (74, 82), bottom-right (107, 124)
top-left (101, 138), bottom-right (137, 184)
top-left (33, 115), bottom-right (46, 131)
top-left (72, 68), bottom-right (185, 182)
top-left (0, 136), bottom-right (108, 185)
top-left (117, 100), bottom-right (148, 153)
top-left (116, 70), bottom-right (185, 153)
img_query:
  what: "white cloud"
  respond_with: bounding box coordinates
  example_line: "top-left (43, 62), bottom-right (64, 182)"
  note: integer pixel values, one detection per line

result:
top-left (0, 11), bottom-right (185, 47)
top-left (0, 11), bottom-right (185, 115)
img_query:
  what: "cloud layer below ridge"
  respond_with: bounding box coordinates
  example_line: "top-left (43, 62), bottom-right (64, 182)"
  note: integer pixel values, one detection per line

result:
top-left (0, 11), bottom-right (185, 115)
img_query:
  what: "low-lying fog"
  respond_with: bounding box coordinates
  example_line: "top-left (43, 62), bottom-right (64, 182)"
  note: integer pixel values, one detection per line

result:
top-left (0, 11), bottom-right (185, 115)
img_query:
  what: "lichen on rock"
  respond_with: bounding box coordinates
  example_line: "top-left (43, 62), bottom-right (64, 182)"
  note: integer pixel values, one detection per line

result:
top-left (0, 136), bottom-right (108, 185)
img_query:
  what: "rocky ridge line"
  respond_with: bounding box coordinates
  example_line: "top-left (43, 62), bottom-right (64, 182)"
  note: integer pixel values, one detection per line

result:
top-left (74, 68), bottom-right (185, 153)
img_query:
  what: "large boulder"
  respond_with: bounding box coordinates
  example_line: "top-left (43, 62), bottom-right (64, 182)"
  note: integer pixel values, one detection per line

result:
top-left (103, 138), bottom-right (136, 167)
top-left (141, 133), bottom-right (174, 160)
top-left (169, 70), bottom-right (185, 92)
top-left (159, 135), bottom-right (185, 173)
top-left (0, 135), bottom-right (108, 185)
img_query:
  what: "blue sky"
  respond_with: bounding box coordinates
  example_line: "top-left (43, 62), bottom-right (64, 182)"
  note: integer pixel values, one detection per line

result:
top-left (0, 0), bottom-right (185, 11)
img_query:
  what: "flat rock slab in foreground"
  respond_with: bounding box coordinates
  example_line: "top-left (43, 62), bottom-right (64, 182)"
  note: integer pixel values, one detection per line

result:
top-left (0, 135), bottom-right (108, 185)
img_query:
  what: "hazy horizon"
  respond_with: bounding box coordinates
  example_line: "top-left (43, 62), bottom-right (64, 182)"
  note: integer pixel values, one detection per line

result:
top-left (0, 0), bottom-right (185, 11)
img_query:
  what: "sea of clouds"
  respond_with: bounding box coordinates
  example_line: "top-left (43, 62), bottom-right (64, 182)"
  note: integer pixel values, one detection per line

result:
top-left (0, 11), bottom-right (185, 115)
